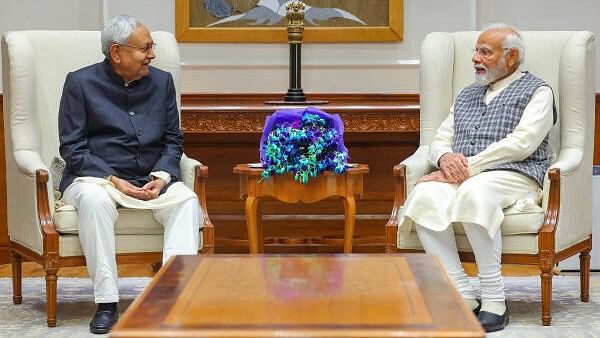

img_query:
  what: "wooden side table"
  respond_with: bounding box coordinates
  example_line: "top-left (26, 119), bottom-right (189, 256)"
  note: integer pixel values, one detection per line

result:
top-left (233, 163), bottom-right (369, 253)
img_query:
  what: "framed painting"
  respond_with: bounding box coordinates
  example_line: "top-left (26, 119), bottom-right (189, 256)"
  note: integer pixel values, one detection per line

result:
top-left (175, 0), bottom-right (403, 43)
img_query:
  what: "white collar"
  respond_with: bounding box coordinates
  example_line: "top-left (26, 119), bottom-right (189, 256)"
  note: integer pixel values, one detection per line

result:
top-left (488, 66), bottom-right (525, 92)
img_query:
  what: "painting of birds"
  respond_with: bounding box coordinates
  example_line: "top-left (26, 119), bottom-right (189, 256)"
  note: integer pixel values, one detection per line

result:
top-left (206, 0), bottom-right (366, 27)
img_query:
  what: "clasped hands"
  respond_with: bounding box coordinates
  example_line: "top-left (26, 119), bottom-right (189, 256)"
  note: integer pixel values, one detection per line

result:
top-left (417, 152), bottom-right (469, 185)
top-left (109, 176), bottom-right (166, 201)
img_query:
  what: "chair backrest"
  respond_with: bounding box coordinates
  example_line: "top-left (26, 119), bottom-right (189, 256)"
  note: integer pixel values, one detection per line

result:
top-left (1, 31), bottom-right (182, 251)
top-left (419, 31), bottom-right (596, 250)
top-left (419, 31), bottom-right (595, 159)
top-left (2, 30), bottom-right (181, 173)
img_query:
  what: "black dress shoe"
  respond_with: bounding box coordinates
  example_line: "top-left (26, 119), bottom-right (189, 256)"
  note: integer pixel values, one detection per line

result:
top-left (478, 302), bottom-right (509, 332)
top-left (90, 302), bottom-right (119, 334)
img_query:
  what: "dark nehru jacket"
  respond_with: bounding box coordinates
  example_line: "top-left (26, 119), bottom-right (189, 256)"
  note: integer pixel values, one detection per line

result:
top-left (58, 59), bottom-right (183, 192)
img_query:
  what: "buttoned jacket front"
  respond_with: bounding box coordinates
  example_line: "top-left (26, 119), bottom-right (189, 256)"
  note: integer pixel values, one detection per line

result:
top-left (58, 59), bottom-right (183, 192)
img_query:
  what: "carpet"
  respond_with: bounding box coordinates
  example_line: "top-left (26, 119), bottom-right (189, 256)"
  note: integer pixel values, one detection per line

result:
top-left (0, 275), bottom-right (598, 338)
top-left (0, 278), bottom-right (149, 338)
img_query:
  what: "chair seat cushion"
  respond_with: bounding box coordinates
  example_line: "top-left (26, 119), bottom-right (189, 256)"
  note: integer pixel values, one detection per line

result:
top-left (399, 203), bottom-right (544, 236)
top-left (398, 198), bottom-right (544, 254)
top-left (53, 205), bottom-right (164, 235)
top-left (456, 205), bottom-right (545, 235)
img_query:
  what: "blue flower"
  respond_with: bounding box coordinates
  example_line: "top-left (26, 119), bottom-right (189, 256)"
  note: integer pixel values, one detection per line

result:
top-left (260, 109), bottom-right (349, 184)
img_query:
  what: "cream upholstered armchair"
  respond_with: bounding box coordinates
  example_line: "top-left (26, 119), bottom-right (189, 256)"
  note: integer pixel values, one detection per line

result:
top-left (1, 30), bottom-right (214, 327)
top-left (385, 31), bottom-right (595, 326)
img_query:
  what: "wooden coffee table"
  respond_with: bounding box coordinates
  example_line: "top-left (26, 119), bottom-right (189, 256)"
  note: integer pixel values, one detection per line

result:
top-left (110, 254), bottom-right (484, 338)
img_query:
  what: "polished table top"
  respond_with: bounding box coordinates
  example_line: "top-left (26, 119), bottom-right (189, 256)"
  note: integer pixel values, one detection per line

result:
top-left (110, 254), bottom-right (484, 338)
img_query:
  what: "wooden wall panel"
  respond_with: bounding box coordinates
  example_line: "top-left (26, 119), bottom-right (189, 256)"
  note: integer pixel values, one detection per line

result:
top-left (181, 93), bottom-right (420, 253)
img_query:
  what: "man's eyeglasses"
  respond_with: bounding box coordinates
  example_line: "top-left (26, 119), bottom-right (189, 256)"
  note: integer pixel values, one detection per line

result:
top-left (117, 42), bottom-right (156, 54)
top-left (472, 47), bottom-right (509, 58)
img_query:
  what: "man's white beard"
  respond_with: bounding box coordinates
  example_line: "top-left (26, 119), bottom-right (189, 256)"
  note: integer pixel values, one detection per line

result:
top-left (475, 59), bottom-right (508, 85)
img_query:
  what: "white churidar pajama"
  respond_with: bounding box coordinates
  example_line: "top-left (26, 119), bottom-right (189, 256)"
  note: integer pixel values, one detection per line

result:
top-left (63, 180), bottom-right (200, 304)
top-left (398, 68), bottom-right (554, 302)
top-left (416, 222), bottom-right (503, 301)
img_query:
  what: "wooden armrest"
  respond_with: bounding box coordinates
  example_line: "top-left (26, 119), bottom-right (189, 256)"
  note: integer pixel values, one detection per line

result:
top-left (537, 168), bottom-right (560, 274)
top-left (388, 164), bottom-right (407, 224)
top-left (36, 169), bottom-right (60, 255)
top-left (539, 168), bottom-right (560, 235)
top-left (385, 164), bottom-right (407, 253)
top-left (193, 164), bottom-right (214, 254)
top-left (393, 163), bottom-right (406, 178)
top-left (195, 163), bottom-right (208, 177)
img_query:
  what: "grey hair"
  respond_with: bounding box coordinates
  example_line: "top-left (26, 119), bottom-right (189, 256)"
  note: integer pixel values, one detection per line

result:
top-left (483, 23), bottom-right (525, 64)
top-left (101, 15), bottom-right (142, 58)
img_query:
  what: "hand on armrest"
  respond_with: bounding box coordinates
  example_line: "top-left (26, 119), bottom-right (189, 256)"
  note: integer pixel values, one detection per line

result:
top-left (400, 146), bottom-right (434, 192)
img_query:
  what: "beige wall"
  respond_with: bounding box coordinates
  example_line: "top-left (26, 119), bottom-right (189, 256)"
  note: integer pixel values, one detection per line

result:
top-left (1, 0), bottom-right (600, 93)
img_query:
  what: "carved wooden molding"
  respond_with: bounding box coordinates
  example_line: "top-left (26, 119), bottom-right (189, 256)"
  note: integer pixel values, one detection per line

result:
top-left (538, 250), bottom-right (555, 271)
top-left (180, 93), bottom-right (421, 133)
top-left (181, 111), bottom-right (420, 133)
top-left (341, 113), bottom-right (419, 132)
top-left (182, 112), bottom-right (265, 132)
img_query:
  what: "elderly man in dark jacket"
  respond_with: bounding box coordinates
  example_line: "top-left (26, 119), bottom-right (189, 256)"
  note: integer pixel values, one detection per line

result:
top-left (58, 15), bottom-right (200, 334)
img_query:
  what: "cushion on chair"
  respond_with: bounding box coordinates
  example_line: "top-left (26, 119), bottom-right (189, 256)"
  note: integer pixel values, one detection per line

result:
top-left (398, 230), bottom-right (540, 254)
top-left (53, 205), bottom-right (165, 235)
top-left (50, 157), bottom-right (65, 193)
top-left (454, 209), bottom-right (544, 235)
top-left (50, 156), bottom-right (66, 204)
top-left (58, 233), bottom-right (204, 257)
top-left (398, 193), bottom-right (545, 237)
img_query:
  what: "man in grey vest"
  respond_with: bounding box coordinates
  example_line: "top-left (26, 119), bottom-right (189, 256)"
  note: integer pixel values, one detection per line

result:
top-left (398, 24), bottom-right (555, 332)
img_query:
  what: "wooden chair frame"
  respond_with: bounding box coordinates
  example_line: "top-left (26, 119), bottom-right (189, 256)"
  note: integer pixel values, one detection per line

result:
top-left (10, 165), bottom-right (214, 327)
top-left (385, 164), bottom-right (591, 326)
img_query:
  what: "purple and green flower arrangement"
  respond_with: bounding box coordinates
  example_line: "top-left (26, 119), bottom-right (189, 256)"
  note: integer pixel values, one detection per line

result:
top-left (260, 107), bottom-right (349, 184)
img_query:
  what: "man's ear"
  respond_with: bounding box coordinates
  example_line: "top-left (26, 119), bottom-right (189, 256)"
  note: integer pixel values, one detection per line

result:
top-left (507, 48), bottom-right (520, 69)
top-left (108, 44), bottom-right (121, 64)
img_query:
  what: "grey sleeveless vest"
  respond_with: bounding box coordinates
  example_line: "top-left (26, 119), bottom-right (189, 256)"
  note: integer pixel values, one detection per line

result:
top-left (453, 72), bottom-right (553, 186)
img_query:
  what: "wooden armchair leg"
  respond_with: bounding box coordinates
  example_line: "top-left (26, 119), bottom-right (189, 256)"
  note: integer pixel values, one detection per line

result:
top-left (384, 222), bottom-right (399, 253)
top-left (45, 268), bottom-right (58, 327)
top-left (11, 251), bottom-right (22, 304)
top-left (201, 225), bottom-right (215, 254)
top-left (151, 262), bottom-right (162, 273)
top-left (540, 268), bottom-right (553, 326)
top-left (579, 249), bottom-right (591, 302)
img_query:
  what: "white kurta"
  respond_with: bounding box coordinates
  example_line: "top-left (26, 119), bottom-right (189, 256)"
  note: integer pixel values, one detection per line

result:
top-left (73, 176), bottom-right (196, 210)
top-left (398, 69), bottom-right (555, 238)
